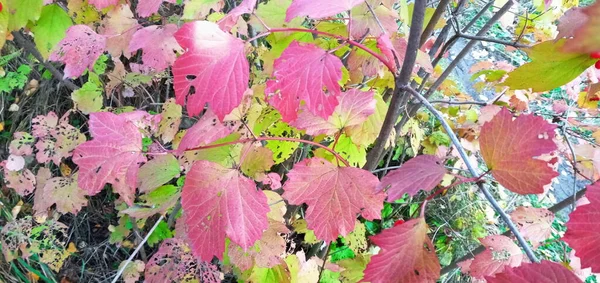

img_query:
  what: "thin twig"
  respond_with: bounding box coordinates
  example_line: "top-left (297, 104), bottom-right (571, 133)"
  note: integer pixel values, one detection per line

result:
top-left (365, 1), bottom-right (386, 35)
top-left (456, 33), bottom-right (529, 48)
top-left (419, 0), bottom-right (451, 47)
top-left (427, 100), bottom-right (488, 106)
top-left (111, 215), bottom-right (165, 283)
top-left (402, 85), bottom-right (539, 263)
top-left (560, 126), bottom-right (579, 210)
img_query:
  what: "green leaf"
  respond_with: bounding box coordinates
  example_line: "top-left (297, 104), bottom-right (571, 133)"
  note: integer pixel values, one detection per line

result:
top-left (0, 0), bottom-right (9, 50)
top-left (7, 0), bottom-right (43, 31)
top-left (71, 82), bottom-right (103, 114)
top-left (31, 4), bottom-right (72, 59)
top-left (502, 39), bottom-right (597, 92)
top-left (137, 154), bottom-right (180, 193)
top-left (147, 221), bottom-right (173, 247)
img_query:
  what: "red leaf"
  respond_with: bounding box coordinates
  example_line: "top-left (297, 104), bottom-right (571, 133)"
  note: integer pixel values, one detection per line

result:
top-left (363, 217), bottom-right (440, 283)
top-left (285, 0), bottom-right (365, 21)
top-left (217, 0), bottom-right (257, 32)
top-left (129, 24), bottom-right (182, 72)
top-left (282, 158), bottom-right (385, 242)
top-left (137, 0), bottom-right (176, 17)
top-left (89, 0), bottom-right (118, 9)
top-left (173, 21), bottom-right (249, 119)
top-left (291, 89), bottom-right (376, 136)
top-left (175, 109), bottom-right (234, 154)
top-left (479, 108), bottom-right (558, 194)
top-left (181, 160), bottom-right (269, 261)
top-left (72, 112), bottom-right (146, 205)
top-left (556, 8), bottom-right (587, 40)
top-left (509, 206), bottom-right (555, 245)
top-left (379, 155), bottom-right (446, 201)
top-left (266, 41), bottom-right (343, 122)
top-left (460, 235), bottom-right (523, 279)
top-left (563, 1), bottom-right (600, 53)
top-left (485, 260), bottom-right (583, 283)
top-left (563, 182), bottom-right (600, 273)
top-left (50, 25), bottom-right (106, 78)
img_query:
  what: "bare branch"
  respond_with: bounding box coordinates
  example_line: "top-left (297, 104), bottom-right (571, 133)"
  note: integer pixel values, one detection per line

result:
top-left (419, 0), bottom-right (452, 47)
top-left (456, 33), bottom-right (529, 48)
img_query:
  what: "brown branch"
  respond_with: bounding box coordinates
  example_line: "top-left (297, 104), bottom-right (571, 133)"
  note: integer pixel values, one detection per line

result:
top-left (363, 0), bottom-right (427, 171)
top-left (419, 0), bottom-right (451, 47)
top-left (456, 33), bottom-right (529, 48)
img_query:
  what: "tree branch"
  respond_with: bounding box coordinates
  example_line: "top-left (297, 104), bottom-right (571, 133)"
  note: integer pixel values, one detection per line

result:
top-left (419, 0), bottom-right (451, 47)
top-left (11, 31), bottom-right (79, 91)
top-left (456, 33), bottom-right (529, 48)
top-left (402, 85), bottom-right (539, 263)
top-left (364, 0), bottom-right (427, 171)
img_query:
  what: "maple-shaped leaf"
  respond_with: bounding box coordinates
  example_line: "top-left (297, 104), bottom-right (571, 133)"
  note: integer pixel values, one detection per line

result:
top-left (363, 217), bottom-right (440, 283)
top-left (6, 0), bottom-right (43, 32)
top-left (509, 206), bottom-right (554, 246)
top-left (137, 154), bottom-right (180, 193)
top-left (379, 155), bottom-right (446, 202)
top-left (1, 168), bottom-right (35, 196)
top-left (485, 260), bottom-right (583, 283)
top-left (31, 112), bottom-right (58, 138)
top-left (350, 3), bottom-right (398, 39)
top-left (182, 0), bottom-right (224, 20)
top-left (229, 220), bottom-right (290, 270)
top-left (88, 0), bottom-right (118, 9)
top-left (72, 112), bottom-right (146, 205)
top-left (157, 98), bottom-right (182, 143)
top-left (563, 182), bottom-right (600, 273)
top-left (240, 144), bottom-right (274, 180)
top-left (137, 0), bottom-right (176, 17)
top-left (50, 25), bottom-right (107, 78)
top-left (282, 157), bottom-right (385, 242)
top-left (266, 41), bottom-right (343, 122)
top-left (479, 108), bottom-right (558, 195)
top-left (175, 109), bottom-right (234, 154)
top-left (32, 173), bottom-right (88, 215)
top-left (556, 8), bottom-right (587, 40)
top-left (129, 24), bottom-right (182, 72)
top-left (9, 132), bottom-right (34, 156)
top-left (145, 238), bottom-right (221, 282)
top-left (562, 1), bottom-right (600, 53)
top-left (285, 0), bottom-right (365, 21)
top-left (100, 4), bottom-right (140, 59)
top-left (291, 89), bottom-right (376, 136)
top-left (502, 40), bottom-right (596, 92)
top-left (459, 235), bottom-right (523, 279)
top-left (31, 4), bottom-right (72, 60)
top-left (181, 160), bottom-right (269, 261)
top-left (218, 0), bottom-right (257, 32)
top-left (173, 21), bottom-right (249, 119)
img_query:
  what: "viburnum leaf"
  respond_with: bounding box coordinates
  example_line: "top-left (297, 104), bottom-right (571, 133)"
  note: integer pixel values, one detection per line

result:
top-left (240, 144), bottom-right (274, 180)
top-left (363, 217), bottom-right (440, 283)
top-left (556, 8), bottom-right (587, 40)
top-left (479, 108), bottom-right (558, 195)
top-left (157, 98), bottom-right (182, 143)
top-left (291, 89), bottom-right (376, 136)
top-left (71, 82), bottom-right (103, 114)
top-left (5, 155), bottom-right (25, 171)
top-left (122, 185), bottom-right (180, 219)
top-left (282, 157), bottom-right (385, 242)
top-left (345, 93), bottom-right (391, 147)
top-left (285, 0), bottom-right (365, 21)
top-left (119, 260), bottom-right (145, 283)
top-left (137, 0), bottom-right (176, 17)
top-left (175, 109), bottom-right (234, 154)
top-left (6, 0), bottom-right (43, 31)
top-left (9, 132), bottom-right (34, 156)
top-left (458, 235), bottom-right (523, 279)
top-left (502, 40), bottom-right (596, 92)
top-left (266, 41), bottom-right (343, 122)
top-left (50, 25), bottom-right (107, 78)
top-left (218, 0), bottom-right (256, 32)
top-left (562, 1), bottom-right (600, 53)
top-left (145, 238), bottom-right (222, 282)
top-left (72, 112), bottom-right (146, 205)
top-left (228, 220), bottom-right (290, 270)
top-left (100, 4), bottom-right (140, 59)
top-left (350, 3), bottom-right (398, 39)
top-left (181, 160), bottom-right (269, 261)
top-left (338, 254), bottom-right (371, 283)
top-left (67, 0), bottom-right (101, 25)
top-left (181, 0), bottom-right (224, 20)
top-left (0, 0), bottom-right (8, 50)
top-left (31, 112), bottom-right (58, 138)
top-left (485, 260), bottom-right (583, 283)
top-left (33, 173), bottom-right (88, 215)
top-left (88, 0), bottom-right (118, 10)
top-left (129, 24), bottom-right (182, 72)
top-left (137, 154), bottom-right (180, 193)
top-left (173, 21), bottom-right (249, 119)
top-left (509, 206), bottom-right (555, 246)
top-left (1, 167), bottom-right (35, 196)
top-left (563, 182), bottom-right (600, 273)
top-left (31, 4), bottom-right (72, 59)
top-left (379, 155), bottom-right (446, 202)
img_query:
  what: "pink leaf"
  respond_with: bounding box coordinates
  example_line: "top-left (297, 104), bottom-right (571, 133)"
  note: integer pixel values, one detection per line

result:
top-left (282, 158), bottom-right (385, 242)
top-left (176, 109), bottom-right (234, 154)
top-left (285, 0), bottom-right (366, 21)
top-left (363, 217), bottom-right (440, 283)
top-left (31, 112), bottom-right (58, 138)
top-left (218, 0), bottom-right (257, 32)
top-left (33, 173), bottom-right (88, 215)
top-left (350, 3), bottom-right (398, 39)
top-left (556, 8), bottom-right (587, 40)
top-left (485, 260), bottom-right (583, 283)
top-left (72, 112), bottom-right (146, 205)
top-left (509, 206), bottom-right (555, 245)
top-left (291, 89), bottom-right (376, 136)
top-left (181, 160), bottom-right (269, 261)
top-left (266, 41), bottom-right (343, 122)
top-left (100, 4), bottom-right (140, 59)
top-left (173, 21), bottom-right (249, 119)
top-left (379, 155), bottom-right (446, 201)
top-left (9, 132), bottom-right (34, 156)
top-left (137, 0), bottom-right (176, 17)
top-left (50, 25), bottom-right (107, 78)
top-left (89, 0), bottom-right (119, 9)
top-left (1, 168), bottom-right (35, 196)
top-left (460, 235), bottom-right (523, 279)
top-left (563, 182), bottom-right (600, 273)
top-left (6, 155), bottom-right (25, 171)
top-left (129, 24), bottom-right (182, 72)
top-left (479, 108), bottom-right (558, 195)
